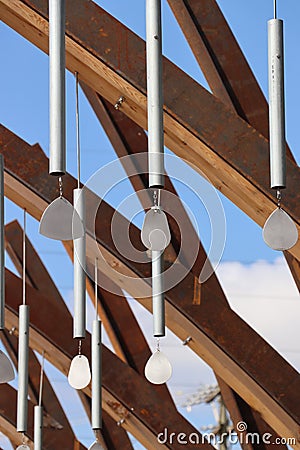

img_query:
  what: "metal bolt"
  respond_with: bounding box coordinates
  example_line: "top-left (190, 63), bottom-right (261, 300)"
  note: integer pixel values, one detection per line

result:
top-left (114, 96), bottom-right (125, 110)
top-left (182, 336), bottom-right (192, 346)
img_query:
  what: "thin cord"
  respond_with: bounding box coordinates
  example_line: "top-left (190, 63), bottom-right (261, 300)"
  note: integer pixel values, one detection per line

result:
top-left (274, 0), bottom-right (277, 19)
top-left (22, 209), bottom-right (26, 306)
top-left (38, 351), bottom-right (45, 407)
top-left (95, 257), bottom-right (98, 320)
top-left (75, 71), bottom-right (81, 189)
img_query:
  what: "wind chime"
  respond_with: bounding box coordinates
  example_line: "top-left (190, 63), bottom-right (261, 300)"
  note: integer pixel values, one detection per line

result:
top-left (37, 0), bottom-right (102, 445)
top-left (68, 72), bottom-right (91, 391)
top-left (39, 0), bottom-right (83, 241)
top-left (0, 155), bottom-right (15, 384)
top-left (263, 0), bottom-right (298, 250)
top-left (16, 210), bottom-right (30, 450)
top-left (142, 0), bottom-right (172, 385)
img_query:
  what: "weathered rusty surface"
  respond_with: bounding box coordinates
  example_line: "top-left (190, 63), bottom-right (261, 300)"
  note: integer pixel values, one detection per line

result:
top-left (1, 0), bottom-right (300, 239)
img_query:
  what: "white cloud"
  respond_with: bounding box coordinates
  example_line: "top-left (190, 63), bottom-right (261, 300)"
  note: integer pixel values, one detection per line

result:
top-left (216, 257), bottom-right (300, 370)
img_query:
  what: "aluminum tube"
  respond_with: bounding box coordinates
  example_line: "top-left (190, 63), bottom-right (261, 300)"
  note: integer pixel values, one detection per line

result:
top-left (49, 0), bottom-right (66, 176)
top-left (92, 319), bottom-right (102, 430)
top-left (146, 0), bottom-right (164, 188)
top-left (0, 155), bottom-right (4, 330)
top-left (152, 250), bottom-right (165, 337)
top-left (268, 19), bottom-right (286, 189)
top-left (73, 188), bottom-right (86, 339)
top-left (17, 304), bottom-right (29, 432)
top-left (34, 405), bottom-right (43, 450)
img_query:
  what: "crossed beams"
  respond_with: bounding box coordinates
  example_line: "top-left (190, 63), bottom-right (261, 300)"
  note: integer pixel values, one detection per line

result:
top-left (1, 127), bottom-right (300, 446)
top-left (1, 0), bottom-right (300, 257)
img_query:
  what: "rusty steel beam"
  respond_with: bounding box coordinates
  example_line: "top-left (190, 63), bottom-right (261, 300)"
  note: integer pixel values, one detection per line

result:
top-left (1, 0), bottom-right (300, 260)
top-left (0, 383), bottom-right (85, 449)
top-left (1, 127), bottom-right (300, 445)
top-left (3, 268), bottom-right (209, 450)
top-left (81, 87), bottom-right (288, 450)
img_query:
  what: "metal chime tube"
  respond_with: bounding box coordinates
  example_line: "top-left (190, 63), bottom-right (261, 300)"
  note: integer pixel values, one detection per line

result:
top-left (268, 17), bottom-right (286, 189)
top-left (146, 0), bottom-right (164, 188)
top-left (49, 0), bottom-right (66, 175)
top-left (152, 250), bottom-right (165, 337)
top-left (92, 319), bottom-right (102, 429)
top-left (17, 304), bottom-right (29, 432)
top-left (0, 155), bottom-right (4, 330)
top-left (34, 406), bottom-right (43, 450)
top-left (73, 188), bottom-right (86, 339)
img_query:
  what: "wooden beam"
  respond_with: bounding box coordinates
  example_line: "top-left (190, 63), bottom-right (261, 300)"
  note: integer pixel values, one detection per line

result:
top-left (81, 85), bottom-right (289, 449)
top-left (0, 0), bottom-right (300, 260)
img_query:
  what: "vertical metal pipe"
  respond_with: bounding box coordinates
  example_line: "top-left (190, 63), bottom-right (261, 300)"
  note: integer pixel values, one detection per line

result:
top-left (73, 188), bottom-right (86, 339)
top-left (49, 0), bottom-right (66, 176)
top-left (17, 304), bottom-right (29, 432)
top-left (268, 18), bottom-right (286, 189)
top-left (34, 405), bottom-right (43, 450)
top-left (146, 0), bottom-right (164, 188)
top-left (92, 319), bottom-right (102, 430)
top-left (0, 155), bottom-right (4, 330)
top-left (152, 250), bottom-right (165, 337)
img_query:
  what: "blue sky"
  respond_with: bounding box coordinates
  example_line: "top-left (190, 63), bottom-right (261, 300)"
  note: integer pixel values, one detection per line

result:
top-left (1, 1), bottom-right (300, 449)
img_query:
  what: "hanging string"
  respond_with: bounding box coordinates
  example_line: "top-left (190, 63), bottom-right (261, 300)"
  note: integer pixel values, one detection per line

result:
top-left (75, 72), bottom-right (81, 189)
top-left (38, 351), bottom-right (45, 407)
top-left (273, 0), bottom-right (277, 19)
top-left (95, 257), bottom-right (98, 320)
top-left (22, 209), bottom-right (26, 306)
top-left (58, 176), bottom-right (63, 198)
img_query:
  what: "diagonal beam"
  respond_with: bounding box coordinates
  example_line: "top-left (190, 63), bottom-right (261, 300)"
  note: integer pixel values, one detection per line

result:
top-left (165, 0), bottom-right (300, 297)
top-left (0, 383), bottom-right (86, 449)
top-left (4, 220), bottom-right (135, 450)
top-left (166, 0), bottom-right (293, 159)
top-left (218, 378), bottom-right (287, 450)
top-left (81, 86), bottom-right (287, 449)
top-left (1, 127), bottom-right (300, 445)
top-left (4, 268), bottom-right (209, 450)
top-left (1, 0), bottom-right (300, 259)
